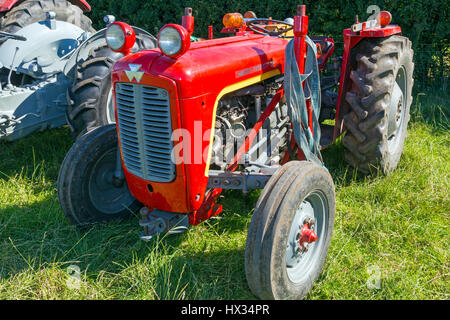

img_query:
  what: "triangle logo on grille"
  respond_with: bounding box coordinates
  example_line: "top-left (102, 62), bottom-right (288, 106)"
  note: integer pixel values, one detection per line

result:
top-left (125, 64), bottom-right (144, 82)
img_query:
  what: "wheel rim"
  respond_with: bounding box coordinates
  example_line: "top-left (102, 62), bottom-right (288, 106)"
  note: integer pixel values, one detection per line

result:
top-left (285, 191), bottom-right (328, 284)
top-left (88, 147), bottom-right (135, 214)
top-left (106, 88), bottom-right (116, 124)
top-left (387, 66), bottom-right (407, 154)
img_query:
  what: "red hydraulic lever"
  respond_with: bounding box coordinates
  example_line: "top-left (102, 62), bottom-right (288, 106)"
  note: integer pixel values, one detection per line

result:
top-left (293, 5), bottom-right (313, 137)
top-left (294, 5), bottom-right (308, 75)
top-left (208, 25), bottom-right (214, 40)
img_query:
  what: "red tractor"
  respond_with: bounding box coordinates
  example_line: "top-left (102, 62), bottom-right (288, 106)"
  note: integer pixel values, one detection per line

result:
top-left (57, 5), bottom-right (414, 299)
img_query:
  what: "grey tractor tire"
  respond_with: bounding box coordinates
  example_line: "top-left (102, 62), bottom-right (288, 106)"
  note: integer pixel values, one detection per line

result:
top-left (67, 36), bottom-right (156, 139)
top-left (58, 124), bottom-right (141, 226)
top-left (0, 0), bottom-right (95, 38)
top-left (343, 35), bottom-right (414, 174)
top-left (245, 161), bottom-right (335, 300)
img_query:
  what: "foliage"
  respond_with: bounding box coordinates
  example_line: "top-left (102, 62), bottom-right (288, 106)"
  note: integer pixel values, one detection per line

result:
top-left (87, 0), bottom-right (449, 89)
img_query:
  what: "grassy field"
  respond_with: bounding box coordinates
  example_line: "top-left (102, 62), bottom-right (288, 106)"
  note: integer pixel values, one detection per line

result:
top-left (0, 92), bottom-right (448, 300)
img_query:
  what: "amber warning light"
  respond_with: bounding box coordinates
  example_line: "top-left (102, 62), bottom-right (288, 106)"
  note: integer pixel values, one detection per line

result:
top-left (378, 11), bottom-right (392, 27)
top-left (223, 13), bottom-right (244, 29)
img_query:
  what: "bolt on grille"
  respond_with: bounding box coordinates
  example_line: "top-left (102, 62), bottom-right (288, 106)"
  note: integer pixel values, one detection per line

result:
top-left (115, 83), bottom-right (176, 183)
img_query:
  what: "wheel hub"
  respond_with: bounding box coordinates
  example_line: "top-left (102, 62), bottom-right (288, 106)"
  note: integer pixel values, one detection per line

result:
top-left (388, 81), bottom-right (404, 137)
top-left (387, 67), bottom-right (407, 154)
top-left (297, 217), bottom-right (318, 253)
top-left (88, 149), bottom-right (135, 214)
top-left (285, 191), bottom-right (328, 284)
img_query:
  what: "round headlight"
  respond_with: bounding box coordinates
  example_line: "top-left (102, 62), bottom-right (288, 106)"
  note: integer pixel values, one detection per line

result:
top-left (106, 22), bottom-right (136, 54)
top-left (158, 24), bottom-right (190, 58)
top-left (106, 24), bottom-right (125, 51)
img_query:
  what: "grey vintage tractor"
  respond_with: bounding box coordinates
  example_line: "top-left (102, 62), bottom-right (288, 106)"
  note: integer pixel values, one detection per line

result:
top-left (0, 0), bottom-right (156, 141)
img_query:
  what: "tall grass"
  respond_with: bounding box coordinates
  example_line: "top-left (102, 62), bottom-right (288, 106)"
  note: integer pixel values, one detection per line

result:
top-left (0, 91), bottom-right (448, 299)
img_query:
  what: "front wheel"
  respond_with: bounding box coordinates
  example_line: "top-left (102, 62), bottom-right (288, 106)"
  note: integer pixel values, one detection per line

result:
top-left (58, 124), bottom-right (140, 225)
top-left (245, 161), bottom-right (335, 300)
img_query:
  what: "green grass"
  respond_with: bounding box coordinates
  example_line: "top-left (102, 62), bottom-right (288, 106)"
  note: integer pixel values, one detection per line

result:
top-left (0, 91), bottom-right (448, 300)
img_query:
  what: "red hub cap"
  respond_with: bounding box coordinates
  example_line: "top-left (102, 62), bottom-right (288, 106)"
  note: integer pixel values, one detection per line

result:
top-left (298, 218), bottom-right (317, 251)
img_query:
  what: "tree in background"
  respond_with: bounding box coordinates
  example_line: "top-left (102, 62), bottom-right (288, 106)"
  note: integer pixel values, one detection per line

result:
top-left (89, 0), bottom-right (449, 91)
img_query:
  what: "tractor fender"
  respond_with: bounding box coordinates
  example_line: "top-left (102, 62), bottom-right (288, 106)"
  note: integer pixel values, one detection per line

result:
top-left (0, 0), bottom-right (20, 12)
top-left (0, 0), bottom-right (91, 12)
top-left (63, 26), bottom-right (156, 80)
top-left (0, 19), bottom-right (86, 78)
top-left (67, 0), bottom-right (90, 12)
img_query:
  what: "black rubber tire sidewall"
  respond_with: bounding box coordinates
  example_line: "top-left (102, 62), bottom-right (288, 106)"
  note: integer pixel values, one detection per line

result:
top-left (262, 164), bottom-right (335, 299)
top-left (67, 45), bottom-right (123, 139)
top-left (385, 49), bottom-right (414, 171)
top-left (245, 161), bottom-right (310, 297)
top-left (58, 124), bottom-right (140, 225)
top-left (245, 161), bottom-right (335, 300)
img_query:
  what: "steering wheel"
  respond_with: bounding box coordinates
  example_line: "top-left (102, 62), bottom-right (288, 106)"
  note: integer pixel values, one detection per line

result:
top-left (0, 31), bottom-right (27, 41)
top-left (247, 18), bottom-right (293, 37)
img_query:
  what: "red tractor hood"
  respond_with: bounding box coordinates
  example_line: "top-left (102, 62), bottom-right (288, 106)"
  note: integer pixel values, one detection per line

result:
top-left (112, 34), bottom-right (289, 214)
top-left (113, 34), bottom-right (288, 99)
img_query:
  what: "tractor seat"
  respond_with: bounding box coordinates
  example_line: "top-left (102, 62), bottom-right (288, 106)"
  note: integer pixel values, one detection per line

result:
top-left (310, 36), bottom-right (335, 70)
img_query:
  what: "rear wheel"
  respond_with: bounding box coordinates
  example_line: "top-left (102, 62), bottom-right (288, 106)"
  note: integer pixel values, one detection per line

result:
top-left (245, 161), bottom-right (335, 300)
top-left (343, 35), bottom-right (414, 174)
top-left (58, 124), bottom-right (140, 225)
top-left (0, 0), bottom-right (94, 37)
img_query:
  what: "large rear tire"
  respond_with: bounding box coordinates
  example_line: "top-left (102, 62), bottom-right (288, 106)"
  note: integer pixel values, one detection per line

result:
top-left (0, 0), bottom-right (95, 37)
top-left (245, 161), bottom-right (335, 300)
top-left (0, 0), bottom-right (94, 83)
top-left (67, 36), bottom-right (156, 139)
top-left (58, 124), bottom-right (140, 225)
top-left (343, 35), bottom-right (414, 174)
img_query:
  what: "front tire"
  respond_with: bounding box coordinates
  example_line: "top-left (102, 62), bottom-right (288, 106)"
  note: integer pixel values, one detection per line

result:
top-left (343, 35), bottom-right (414, 174)
top-left (245, 161), bottom-right (335, 300)
top-left (58, 124), bottom-right (140, 225)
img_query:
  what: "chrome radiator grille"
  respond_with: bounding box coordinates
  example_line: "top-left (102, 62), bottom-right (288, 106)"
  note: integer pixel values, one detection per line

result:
top-left (115, 83), bottom-right (176, 183)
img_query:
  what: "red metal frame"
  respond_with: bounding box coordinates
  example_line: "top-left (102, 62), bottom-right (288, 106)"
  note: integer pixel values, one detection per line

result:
top-left (0, 0), bottom-right (91, 12)
top-left (0, 0), bottom-right (18, 11)
top-left (68, 0), bottom-right (90, 12)
top-left (228, 87), bottom-right (284, 172)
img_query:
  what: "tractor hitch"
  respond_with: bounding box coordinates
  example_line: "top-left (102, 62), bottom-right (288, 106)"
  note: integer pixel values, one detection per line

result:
top-left (139, 207), bottom-right (190, 241)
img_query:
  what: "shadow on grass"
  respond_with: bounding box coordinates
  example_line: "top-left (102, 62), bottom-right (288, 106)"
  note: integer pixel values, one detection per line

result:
top-left (0, 196), bottom-right (254, 299)
top-left (0, 127), bottom-right (253, 298)
top-left (0, 127), bottom-right (73, 181)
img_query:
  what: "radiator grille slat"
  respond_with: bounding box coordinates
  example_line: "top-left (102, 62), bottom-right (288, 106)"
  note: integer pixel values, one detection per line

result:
top-left (115, 83), bottom-right (175, 182)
